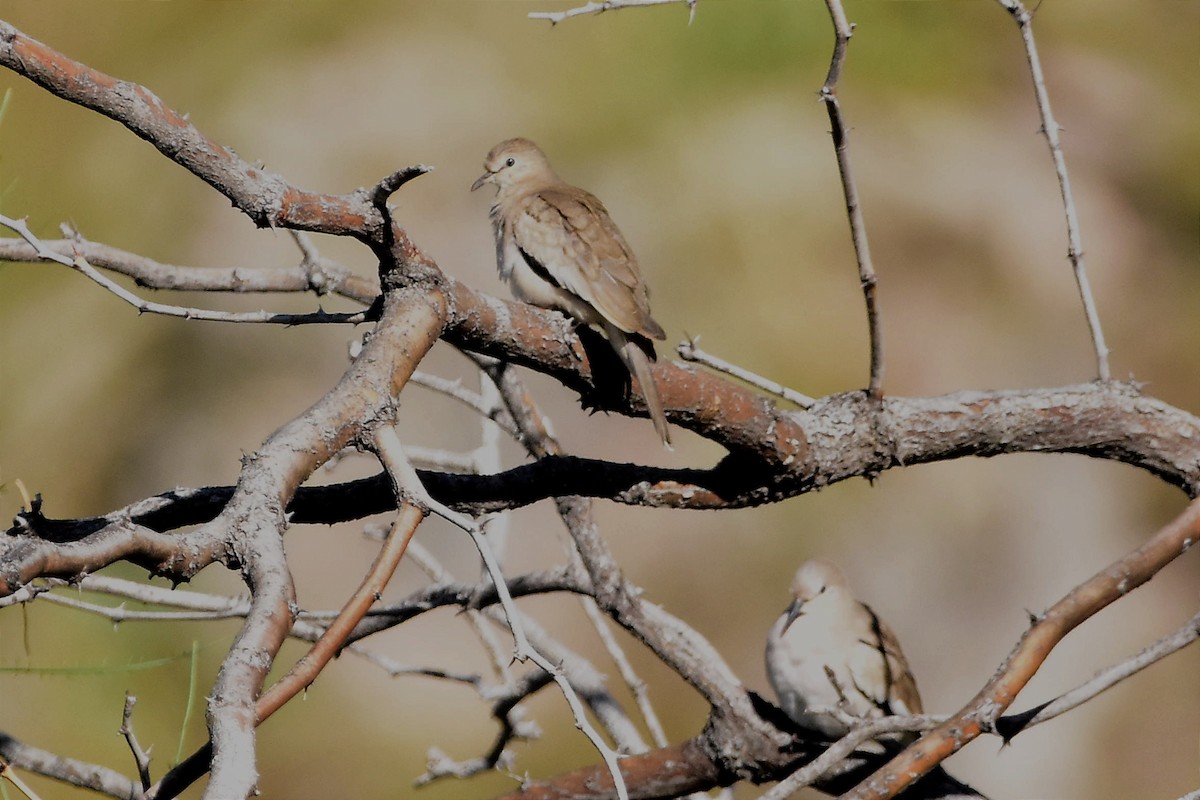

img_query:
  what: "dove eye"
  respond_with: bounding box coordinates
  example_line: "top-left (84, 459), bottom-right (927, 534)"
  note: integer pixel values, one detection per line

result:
top-left (505, 157), bottom-right (516, 167)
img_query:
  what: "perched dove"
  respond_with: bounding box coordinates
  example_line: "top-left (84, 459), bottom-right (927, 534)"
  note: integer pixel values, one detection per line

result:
top-left (765, 559), bottom-right (922, 743)
top-left (471, 137), bottom-right (671, 447)
top-left (766, 560), bottom-right (989, 798)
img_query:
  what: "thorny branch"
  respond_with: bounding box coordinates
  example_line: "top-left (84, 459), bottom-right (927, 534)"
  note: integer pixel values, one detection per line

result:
top-left (0, 7), bottom-right (1195, 800)
top-left (0, 215), bottom-right (369, 325)
top-left (677, 336), bottom-right (815, 409)
top-left (996, 0), bottom-right (1111, 381)
top-left (996, 608), bottom-right (1200, 737)
top-left (820, 0), bottom-right (884, 400)
top-left (843, 497), bottom-right (1200, 800)
top-left (529, 0), bottom-right (698, 26)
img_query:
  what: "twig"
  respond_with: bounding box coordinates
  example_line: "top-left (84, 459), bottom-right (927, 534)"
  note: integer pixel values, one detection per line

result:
top-left (579, 596), bottom-right (669, 748)
top-left (996, 0), bottom-right (1111, 381)
top-left (0, 215), bottom-right (368, 325)
top-left (145, 496), bottom-right (426, 800)
top-left (28, 574), bottom-right (513, 688)
top-left (77, 576), bottom-right (246, 611)
top-left (38, 590), bottom-right (248, 622)
top-left (119, 694), bottom-right (153, 790)
top-left (844, 496), bottom-right (1200, 800)
top-left (372, 428), bottom-right (632, 800)
top-left (819, 0), bottom-right (884, 399)
top-left (760, 714), bottom-right (946, 800)
top-left (370, 164), bottom-right (433, 208)
top-left (255, 438), bottom-right (423, 722)
top-left (341, 648), bottom-right (482, 685)
top-left (0, 760), bottom-right (45, 800)
top-left (521, 648), bottom-right (631, 800)
top-left (405, 543), bottom-right (646, 791)
top-left (409, 371), bottom-right (517, 434)
top-left (373, 425), bottom-right (531, 654)
top-left (418, 746), bottom-right (519, 786)
top-left (0, 735), bottom-right (133, 800)
top-left (677, 336), bottom-right (815, 409)
top-left (0, 582), bottom-right (49, 608)
top-left (402, 445), bottom-right (480, 474)
top-left (417, 669), bottom-right (548, 786)
top-left (484, 350), bottom-right (764, 797)
top-left (476, 364), bottom-right (513, 560)
top-left (287, 228), bottom-right (369, 298)
top-left (529, 0), bottom-right (696, 26)
top-left (407, 540), bottom-right (514, 683)
top-left (0, 231), bottom-right (380, 303)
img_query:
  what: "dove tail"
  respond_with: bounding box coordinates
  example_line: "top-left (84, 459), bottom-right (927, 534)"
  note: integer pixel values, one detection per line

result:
top-left (605, 324), bottom-right (672, 449)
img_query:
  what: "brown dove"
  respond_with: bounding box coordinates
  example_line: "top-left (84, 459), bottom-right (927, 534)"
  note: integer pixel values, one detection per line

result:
top-left (471, 138), bottom-right (671, 447)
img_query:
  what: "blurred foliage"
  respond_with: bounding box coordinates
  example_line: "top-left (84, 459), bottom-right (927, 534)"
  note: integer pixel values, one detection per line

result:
top-left (0, 2), bottom-right (1196, 799)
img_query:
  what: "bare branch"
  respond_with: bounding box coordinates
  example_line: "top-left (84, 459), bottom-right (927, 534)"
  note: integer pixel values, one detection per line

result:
top-left (579, 596), bottom-right (670, 748)
top-left (0, 758), bottom-right (45, 800)
top-left (0, 11), bottom-right (1192, 800)
top-left (408, 371), bottom-right (519, 437)
top-left (0, 21), bottom-right (390, 239)
top-left (996, 0), bottom-right (1111, 380)
top-left (997, 609), bottom-right (1200, 737)
top-left (406, 540), bottom-right (514, 681)
top-left (0, 215), bottom-right (368, 325)
top-left (0, 233), bottom-right (379, 303)
top-left (373, 425), bottom-right (532, 655)
top-left (148, 500), bottom-right (426, 800)
top-left (370, 164), bottom-right (433, 207)
top-left (0, 733), bottom-right (136, 800)
top-left (845, 496), bottom-right (1200, 800)
top-left (257, 505), bottom-right (423, 720)
top-left (402, 544), bottom-right (647, 791)
top-left (677, 336), bottom-right (815, 409)
top-left (820, 0), bottom-right (884, 399)
top-left (529, 0), bottom-right (696, 26)
top-left (759, 714), bottom-right (946, 800)
top-left (372, 426), bottom-right (632, 800)
top-left (9, 383), bottom-right (1196, 561)
top-left (119, 695), bottom-right (153, 791)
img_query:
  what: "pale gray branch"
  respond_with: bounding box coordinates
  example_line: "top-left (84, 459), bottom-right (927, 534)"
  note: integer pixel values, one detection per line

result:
top-left (529, 0), bottom-right (696, 26)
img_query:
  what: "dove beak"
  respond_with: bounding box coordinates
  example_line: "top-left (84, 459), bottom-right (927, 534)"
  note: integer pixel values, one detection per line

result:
top-left (781, 598), bottom-right (805, 634)
top-left (470, 172), bottom-right (492, 192)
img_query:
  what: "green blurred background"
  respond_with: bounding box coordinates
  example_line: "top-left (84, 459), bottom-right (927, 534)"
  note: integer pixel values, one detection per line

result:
top-left (1, 2), bottom-right (1197, 798)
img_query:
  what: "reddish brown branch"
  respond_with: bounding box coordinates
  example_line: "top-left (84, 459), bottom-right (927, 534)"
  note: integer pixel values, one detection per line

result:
top-left (149, 502), bottom-right (426, 800)
top-left (0, 22), bottom-right (385, 239)
top-left (10, 382), bottom-right (1195, 557)
top-left (495, 741), bottom-right (719, 800)
top-left (842, 496), bottom-right (1200, 800)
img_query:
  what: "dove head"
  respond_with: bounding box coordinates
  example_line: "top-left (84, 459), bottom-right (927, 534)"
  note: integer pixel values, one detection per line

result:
top-left (471, 138), bottom-right (558, 195)
top-left (790, 559), bottom-right (851, 603)
top-left (781, 559), bottom-right (851, 632)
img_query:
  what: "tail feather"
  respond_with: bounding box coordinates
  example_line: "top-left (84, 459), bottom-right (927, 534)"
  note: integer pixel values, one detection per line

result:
top-left (605, 324), bottom-right (672, 449)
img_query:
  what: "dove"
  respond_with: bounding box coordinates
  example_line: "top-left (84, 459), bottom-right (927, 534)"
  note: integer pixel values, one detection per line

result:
top-left (766, 559), bottom-right (922, 742)
top-left (472, 138), bottom-right (671, 447)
